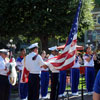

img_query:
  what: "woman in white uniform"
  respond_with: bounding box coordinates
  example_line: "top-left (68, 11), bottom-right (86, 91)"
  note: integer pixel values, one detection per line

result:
top-left (70, 52), bottom-right (82, 95)
top-left (83, 46), bottom-right (95, 95)
top-left (40, 50), bottom-right (49, 99)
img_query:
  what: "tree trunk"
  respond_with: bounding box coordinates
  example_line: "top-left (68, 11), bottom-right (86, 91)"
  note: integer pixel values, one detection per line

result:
top-left (40, 35), bottom-right (48, 52)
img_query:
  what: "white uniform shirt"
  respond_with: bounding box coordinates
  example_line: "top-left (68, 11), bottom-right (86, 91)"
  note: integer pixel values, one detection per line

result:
top-left (72, 56), bottom-right (80, 68)
top-left (0, 56), bottom-right (9, 76)
top-left (83, 54), bottom-right (94, 67)
top-left (41, 58), bottom-right (49, 71)
top-left (48, 54), bottom-right (59, 73)
top-left (41, 67), bottom-right (49, 71)
top-left (22, 52), bottom-right (45, 74)
top-left (16, 62), bottom-right (23, 71)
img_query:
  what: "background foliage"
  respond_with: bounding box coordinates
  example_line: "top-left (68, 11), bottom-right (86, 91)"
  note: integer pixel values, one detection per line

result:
top-left (0, 0), bottom-right (95, 51)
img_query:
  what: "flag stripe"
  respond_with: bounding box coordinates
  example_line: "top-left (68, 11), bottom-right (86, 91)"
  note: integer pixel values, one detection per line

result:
top-left (51, 50), bottom-right (76, 67)
top-left (59, 61), bottom-right (75, 71)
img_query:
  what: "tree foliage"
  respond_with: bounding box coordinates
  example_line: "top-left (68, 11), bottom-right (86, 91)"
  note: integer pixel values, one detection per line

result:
top-left (95, 0), bottom-right (100, 5)
top-left (78, 0), bottom-right (94, 41)
top-left (0, 0), bottom-right (95, 50)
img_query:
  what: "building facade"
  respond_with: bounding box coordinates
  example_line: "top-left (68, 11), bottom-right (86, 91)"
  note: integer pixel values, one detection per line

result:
top-left (84, 7), bottom-right (100, 50)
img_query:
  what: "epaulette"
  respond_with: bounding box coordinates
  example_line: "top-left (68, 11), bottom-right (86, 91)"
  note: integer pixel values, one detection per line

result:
top-left (32, 55), bottom-right (38, 60)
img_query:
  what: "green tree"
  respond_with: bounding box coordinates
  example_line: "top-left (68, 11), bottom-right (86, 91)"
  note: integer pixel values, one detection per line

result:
top-left (95, 0), bottom-right (100, 5)
top-left (78, 0), bottom-right (94, 42)
top-left (0, 0), bottom-right (95, 51)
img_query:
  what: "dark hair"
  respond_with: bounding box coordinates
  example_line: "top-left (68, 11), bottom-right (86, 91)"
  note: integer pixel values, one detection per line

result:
top-left (41, 50), bottom-right (46, 55)
top-left (30, 47), bottom-right (38, 51)
top-left (20, 48), bottom-right (25, 51)
top-left (84, 46), bottom-right (91, 52)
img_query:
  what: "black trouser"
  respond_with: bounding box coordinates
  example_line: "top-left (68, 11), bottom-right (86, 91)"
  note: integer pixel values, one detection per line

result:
top-left (28, 73), bottom-right (40, 100)
top-left (0, 75), bottom-right (10, 100)
top-left (50, 73), bottom-right (59, 100)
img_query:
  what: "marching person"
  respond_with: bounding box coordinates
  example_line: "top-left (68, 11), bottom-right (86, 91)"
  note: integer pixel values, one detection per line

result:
top-left (58, 70), bottom-right (67, 97)
top-left (16, 48), bottom-right (28, 100)
top-left (83, 46), bottom-right (95, 95)
top-left (58, 50), bottom-right (67, 98)
top-left (23, 43), bottom-right (46, 100)
top-left (40, 50), bottom-right (49, 99)
top-left (70, 51), bottom-right (82, 96)
top-left (0, 49), bottom-right (10, 100)
top-left (48, 46), bottom-right (60, 100)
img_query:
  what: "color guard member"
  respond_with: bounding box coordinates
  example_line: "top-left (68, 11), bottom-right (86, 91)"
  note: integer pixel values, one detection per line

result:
top-left (83, 46), bottom-right (95, 95)
top-left (48, 46), bottom-right (59, 100)
top-left (16, 48), bottom-right (28, 100)
top-left (70, 52), bottom-right (82, 96)
top-left (0, 49), bottom-right (10, 100)
top-left (23, 43), bottom-right (46, 100)
top-left (40, 50), bottom-right (49, 99)
top-left (58, 70), bottom-right (67, 97)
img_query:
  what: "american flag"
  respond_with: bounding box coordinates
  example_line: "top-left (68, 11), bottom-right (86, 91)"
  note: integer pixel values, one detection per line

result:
top-left (20, 0), bottom-right (81, 83)
top-left (46, 0), bottom-right (82, 71)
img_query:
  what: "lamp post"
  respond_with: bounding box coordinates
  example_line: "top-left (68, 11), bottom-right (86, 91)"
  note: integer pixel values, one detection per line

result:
top-left (7, 39), bottom-right (16, 58)
top-left (87, 40), bottom-right (91, 46)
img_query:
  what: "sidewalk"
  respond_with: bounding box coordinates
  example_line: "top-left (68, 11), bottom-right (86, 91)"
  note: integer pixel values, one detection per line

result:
top-left (10, 90), bottom-right (93, 100)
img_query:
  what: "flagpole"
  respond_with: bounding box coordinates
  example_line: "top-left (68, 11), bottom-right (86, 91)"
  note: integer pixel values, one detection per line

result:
top-left (79, 0), bottom-right (84, 99)
top-left (66, 71), bottom-right (69, 100)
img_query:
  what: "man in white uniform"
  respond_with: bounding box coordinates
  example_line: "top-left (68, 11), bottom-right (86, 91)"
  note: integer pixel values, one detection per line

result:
top-left (23, 43), bottom-right (46, 100)
top-left (0, 49), bottom-right (10, 100)
top-left (48, 46), bottom-right (59, 100)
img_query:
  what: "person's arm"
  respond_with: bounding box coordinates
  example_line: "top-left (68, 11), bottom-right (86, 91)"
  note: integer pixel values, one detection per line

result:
top-left (78, 56), bottom-right (82, 64)
top-left (0, 62), bottom-right (5, 70)
top-left (85, 56), bottom-right (91, 62)
top-left (37, 55), bottom-right (48, 69)
top-left (93, 92), bottom-right (100, 100)
top-left (93, 54), bottom-right (97, 61)
top-left (38, 55), bottom-right (46, 66)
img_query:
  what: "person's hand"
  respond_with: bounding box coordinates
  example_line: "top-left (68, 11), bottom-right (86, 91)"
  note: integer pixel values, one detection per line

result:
top-left (93, 54), bottom-right (97, 60)
top-left (98, 60), bottom-right (100, 64)
top-left (41, 65), bottom-right (48, 69)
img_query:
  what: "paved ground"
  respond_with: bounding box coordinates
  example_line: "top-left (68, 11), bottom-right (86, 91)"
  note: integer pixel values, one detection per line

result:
top-left (10, 90), bottom-right (93, 100)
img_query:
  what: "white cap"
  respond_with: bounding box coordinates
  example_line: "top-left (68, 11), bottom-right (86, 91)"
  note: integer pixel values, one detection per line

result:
top-left (0, 49), bottom-right (9, 54)
top-left (0, 49), bottom-right (9, 53)
top-left (48, 46), bottom-right (58, 51)
top-left (28, 43), bottom-right (38, 49)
